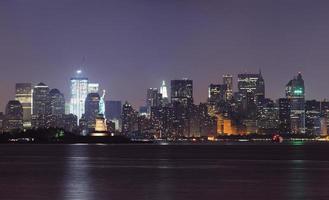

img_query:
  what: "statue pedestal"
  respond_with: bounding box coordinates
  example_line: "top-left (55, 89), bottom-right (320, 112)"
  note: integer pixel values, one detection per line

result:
top-left (91, 115), bottom-right (108, 137)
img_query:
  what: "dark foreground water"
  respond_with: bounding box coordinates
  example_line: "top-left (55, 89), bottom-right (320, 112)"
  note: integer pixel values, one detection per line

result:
top-left (1, 143), bottom-right (329, 200)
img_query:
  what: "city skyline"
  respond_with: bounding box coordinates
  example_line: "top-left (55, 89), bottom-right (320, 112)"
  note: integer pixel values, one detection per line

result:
top-left (2, 1), bottom-right (329, 200)
top-left (0, 70), bottom-right (328, 112)
top-left (1, 0), bottom-right (329, 111)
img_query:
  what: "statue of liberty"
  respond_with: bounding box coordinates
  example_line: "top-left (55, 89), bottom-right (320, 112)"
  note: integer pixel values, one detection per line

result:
top-left (94, 89), bottom-right (108, 134)
top-left (99, 89), bottom-right (106, 118)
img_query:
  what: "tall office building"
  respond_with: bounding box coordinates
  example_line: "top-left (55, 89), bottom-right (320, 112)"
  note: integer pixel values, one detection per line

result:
top-left (285, 72), bottom-right (305, 134)
top-left (4, 100), bottom-right (23, 132)
top-left (32, 82), bottom-right (50, 129)
top-left (223, 75), bottom-right (233, 100)
top-left (146, 88), bottom-right (162, 110)
top-left (208, 84), bottom-right (227, 105)
top-left (256, 99), bottom-right (279, 133)
top-left (47, 89), bottom-right (65, 128)
top-left (171, 79), bottom-right (193, 106)
top-left (305, 100), bottom-right (321, 135)
top-left (15, 83), bottom-right (33, 128)
top-left (70, 70), bottom-right (89, 121)
top-left (170, 79), bottom-right (193, 137)
top-left (121, 102), bottom-right (138, 134)
top-left (84, 93), bottom-right (100, 130)
top-left (237, 72), bottom-right (265, 101)
top-left (278, 98), bottom-right (291, 134)
top-left (237, 72), bottom-right (265, 117)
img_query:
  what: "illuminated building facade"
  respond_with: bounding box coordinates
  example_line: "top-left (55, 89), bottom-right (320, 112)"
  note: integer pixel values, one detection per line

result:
top-left (15, 83), bottom-right (33, 128)
top-left (237, 72), bottom-right (264, 120)
top-left (171, 79), bottom-right (193, 106)
top-left (150, 105), bottom-right (175, 139)
top-left (320, 101), bottom-right (329, 135)
top-left (256, 98), bottom-right (279, 133)
top-left (146, 88), bottom-right (162, 114)
top-left (4, 100), bottom-right (23, 132)
top-left (32, 82), bottom-right (49, 129)
top-left (285, 72), bottom-right (305, 134)
top-left (237, 72), bottom-right (265, 103)
top-left (47, 89), bottom-right (65, 128)
top-left (62, 114), bottom-right (78, 133)
top-left (223, 74), bottom-right (233, 101)
top-left (305, 100), bottom-right (321, 135)
top-left (70, 71), bottom-right (89, 121)
top-left (121, 102), bottom-right (138, 135)
top-left (278, 98), bottom-right (291, 134)
top-left (208, 84), bottom-right (227, 105)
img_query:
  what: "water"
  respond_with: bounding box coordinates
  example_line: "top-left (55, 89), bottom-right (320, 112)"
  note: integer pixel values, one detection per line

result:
top-left (0, 143), bottom-right (329, 200)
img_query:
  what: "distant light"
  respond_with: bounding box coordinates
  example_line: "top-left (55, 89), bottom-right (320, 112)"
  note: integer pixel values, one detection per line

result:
top-left (207, 136), bottom-right (215, 141)
top-left (76, 70), bottom-right (82, 74)
top-left (294, 89), bottom-right (303, 95)
top-left (291, 141), bottom-right (304, 146)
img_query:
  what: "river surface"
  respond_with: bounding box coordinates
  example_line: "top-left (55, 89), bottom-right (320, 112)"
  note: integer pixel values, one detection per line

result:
top-left (0, 143), bottom-right (329, 200)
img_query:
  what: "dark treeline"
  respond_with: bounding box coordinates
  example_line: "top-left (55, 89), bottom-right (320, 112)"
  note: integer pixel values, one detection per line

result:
top-left (0, 128), bottom-right (131, 144)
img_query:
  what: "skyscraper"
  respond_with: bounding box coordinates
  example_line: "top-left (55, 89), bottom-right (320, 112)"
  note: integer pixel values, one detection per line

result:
top-left (84, 93), bottom-right (100, 130)
top-left (237, 72), bottom-right (265, 103)
top-left (146, 88), bottom-right (162, 111)
top-left (286, 72), bottom-right (305, 134)
top-left (4, 100), bottom-right (23, 132)
top-left (256, 99), bottom-right (279, 133)
top-left (208, 84), bottom-right (227, 105)
top-left (278, 98), bottom-right (291, 134)
top-left (305, 100), bottom-right (321, 135)
top-left (32, 82), bottom-right (49, 129)
top-left (15, 83), bottom-right (33, 128)
top-left (121, 102), bottom-right (138, 135)
top-left (223, 74), bottom-right (233, 101)
top-left (237, 72), bottom-right (265, 118)
top-left (47, 89), bottom-right (65, 128)
top-left (171, 79), bottom-right (193, 106)
top-left (70, 70), bottom-right (89, 121)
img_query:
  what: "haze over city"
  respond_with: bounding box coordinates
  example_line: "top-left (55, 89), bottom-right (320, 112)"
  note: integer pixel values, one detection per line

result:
top-left (1, 0), bottom-right (329, 111)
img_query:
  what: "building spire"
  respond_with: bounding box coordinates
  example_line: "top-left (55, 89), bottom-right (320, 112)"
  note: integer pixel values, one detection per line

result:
top-left (160, 80), bottom-right (168, 98)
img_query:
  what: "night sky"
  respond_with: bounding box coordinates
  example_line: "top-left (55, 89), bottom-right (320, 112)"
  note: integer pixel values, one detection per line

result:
top-left (1, 0), bottom-right (329, 111)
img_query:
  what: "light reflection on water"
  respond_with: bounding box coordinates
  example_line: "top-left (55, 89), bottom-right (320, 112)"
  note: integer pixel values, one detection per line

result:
top-left (288, 160), bottom-right (306, 200)
top-left (63, 146), bottom-right (93, 200)
top-left (1, 144), bottom-right (329, 200)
